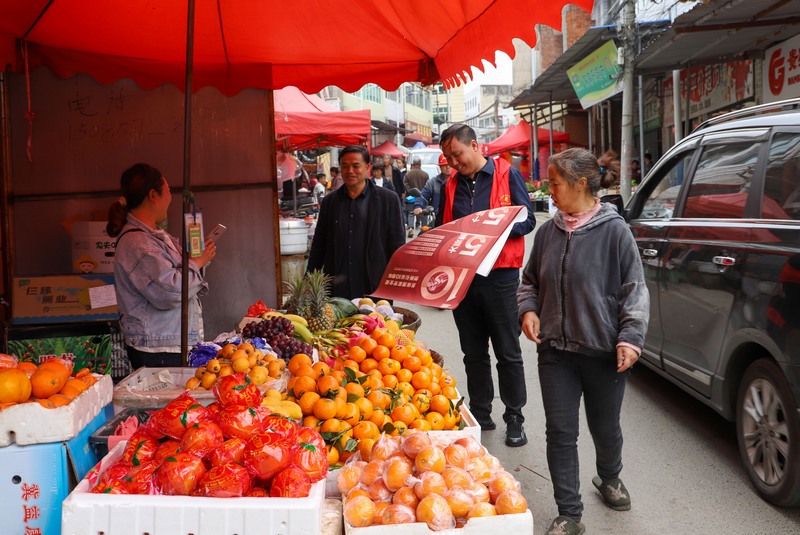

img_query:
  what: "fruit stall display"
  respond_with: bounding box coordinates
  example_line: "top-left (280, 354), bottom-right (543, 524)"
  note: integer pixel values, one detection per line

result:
top-left (0, 355), bottom-right (98, 410)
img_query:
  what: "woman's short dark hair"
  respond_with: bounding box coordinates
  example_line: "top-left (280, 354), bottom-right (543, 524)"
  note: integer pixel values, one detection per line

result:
top-left (106, 163), bottom-right (164, 237)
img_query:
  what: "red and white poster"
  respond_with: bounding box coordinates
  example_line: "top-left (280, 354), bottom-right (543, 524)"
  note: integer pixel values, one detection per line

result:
top-left (764, 34), bottom-right (800, 103)
top-left (373, 206), bottom-right (526, 309)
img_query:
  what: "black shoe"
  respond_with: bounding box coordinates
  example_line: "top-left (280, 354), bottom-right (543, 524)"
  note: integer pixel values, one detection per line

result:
top-left (475, 417), bottom-right (496, 431)
top-left (505, 415), bottom-right (527, 447)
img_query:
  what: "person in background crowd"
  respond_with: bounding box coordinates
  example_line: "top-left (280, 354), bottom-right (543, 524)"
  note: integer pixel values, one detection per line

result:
top-left (437, 123), bottom-right (536, 447)
top-left (383, 154), bottom-right (405, 198)
top-left (313, 173), bottom-right (328, 203)
top-left (330, 166), bottom-right (343, 190)
top-left (413, 153), bottom-right (449, 228)
top-left (107, 163), bottom-right (216, 370)
top-left (643, 152), bottom-right (654, 175)
top-left (370, 164), bottom-right (397, 194)
top-left (517, 148), bottom-right (649, 535)
top-left (404, 156), bottom-right (430, 192)
top-left (631, 159), bottom-right (641, 187)
top-left (308, 146), bottom-right (405, 299)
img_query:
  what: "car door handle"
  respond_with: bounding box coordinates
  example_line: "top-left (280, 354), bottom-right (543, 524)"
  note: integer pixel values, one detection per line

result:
top-left (712, 256), bottom-right (736, 266)
top-left (642, 249), bottom-right (658, 257)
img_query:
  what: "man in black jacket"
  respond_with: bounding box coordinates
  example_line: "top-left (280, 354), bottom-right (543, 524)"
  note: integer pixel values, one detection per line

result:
top-left (383, 154), bottom-right (405, 198)
top-left (308, 146), bottom-right (406, 299)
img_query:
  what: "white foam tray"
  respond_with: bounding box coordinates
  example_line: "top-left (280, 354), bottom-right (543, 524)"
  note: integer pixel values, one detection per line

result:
top-left (0, 374), bottom-right (112, 447)
top-left (112, 366), bottom-right (288, 409)
top-left (62, 441), bottom-right (325, 535)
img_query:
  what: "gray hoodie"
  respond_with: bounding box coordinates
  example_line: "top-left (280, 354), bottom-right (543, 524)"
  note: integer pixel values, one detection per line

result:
top-left (517, 203), bottom-right (649, 357)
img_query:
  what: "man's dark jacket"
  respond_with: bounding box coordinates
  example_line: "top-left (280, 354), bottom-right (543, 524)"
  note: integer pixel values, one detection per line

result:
top-left (307, 181), bottom-right (405, 299)
top-left (388, 166), bottom-right (405, 197)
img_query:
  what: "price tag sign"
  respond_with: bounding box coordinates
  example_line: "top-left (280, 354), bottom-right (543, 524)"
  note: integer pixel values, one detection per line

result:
top-left (184, 212), bottom-right (205, 258)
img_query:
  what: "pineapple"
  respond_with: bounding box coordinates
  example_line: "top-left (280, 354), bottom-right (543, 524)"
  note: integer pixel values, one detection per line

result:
top-left (304, 270), bottom-right (337, 333)
top-left (282, 270), bottom-right (309, 316)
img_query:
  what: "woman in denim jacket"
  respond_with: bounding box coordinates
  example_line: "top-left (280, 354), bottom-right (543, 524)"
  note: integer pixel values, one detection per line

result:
top-left (107, 163), bottom-right (216, 369)
top-left (517, 149), bottom-right (649, 535)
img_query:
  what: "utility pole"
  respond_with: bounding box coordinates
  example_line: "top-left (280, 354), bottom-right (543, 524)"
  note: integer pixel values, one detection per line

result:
top-left (494, 96), bottom-right (500, 139)
top-left (619, 0), bottom-right (635, 202)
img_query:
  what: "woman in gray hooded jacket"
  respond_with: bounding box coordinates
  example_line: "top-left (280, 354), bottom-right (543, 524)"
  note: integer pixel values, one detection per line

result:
top-left (517, 148), bottom-right (649, 535)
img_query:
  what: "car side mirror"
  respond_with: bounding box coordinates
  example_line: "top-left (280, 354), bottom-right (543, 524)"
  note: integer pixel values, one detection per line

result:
top-left (600, 194), bottom-right (625, 217)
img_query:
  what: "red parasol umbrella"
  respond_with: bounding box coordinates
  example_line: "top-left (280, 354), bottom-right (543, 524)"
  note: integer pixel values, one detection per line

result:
top-left (0, 0), bottom-right (593, 356)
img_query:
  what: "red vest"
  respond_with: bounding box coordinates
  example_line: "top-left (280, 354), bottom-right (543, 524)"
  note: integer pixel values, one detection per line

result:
top-left (442, 157), bottom-right (525, 269)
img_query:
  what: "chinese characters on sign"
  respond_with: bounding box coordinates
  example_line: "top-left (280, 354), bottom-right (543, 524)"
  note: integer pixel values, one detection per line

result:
top-left (20, 482), bottom-right (42, 534)
top-left (374, 206), bottom-right (526, 309)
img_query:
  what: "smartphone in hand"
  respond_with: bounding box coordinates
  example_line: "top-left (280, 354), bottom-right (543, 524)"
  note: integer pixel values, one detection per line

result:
top-left (205, 223), bottom-right (226, 242)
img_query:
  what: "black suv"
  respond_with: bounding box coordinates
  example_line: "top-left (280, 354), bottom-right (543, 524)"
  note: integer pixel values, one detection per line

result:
top-left (619, 99), bottom-right (800, 507)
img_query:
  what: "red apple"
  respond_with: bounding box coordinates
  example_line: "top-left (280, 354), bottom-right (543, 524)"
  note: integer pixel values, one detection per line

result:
top-left (195, 462), bottom-right (253, 497)
top-left (213, 373), bottom-right (262, 408)
top-left (218, 404), bottom-right (264, 440)
top-left (155, 452), bottom-right (207, 495)
top-left (209, 437), bottom-right (247, 467)
top-left (149, 392), bottom-right (210, 440)
top-left (270, 464), bottom-right (312, 498)
top-left (180, 420), bottom-right (224, 460)
top-left (243, 431), bottom-right (291, 482)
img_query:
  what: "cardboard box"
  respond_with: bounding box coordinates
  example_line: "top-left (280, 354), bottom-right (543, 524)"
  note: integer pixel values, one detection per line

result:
top-left (62, 441), bottom-right (326, 535)
top-left (71, 221), bottom-right (115, 274)
top-left (0, 374), bottom-right (113, 447)
top-left (6, 322), bottom-right (117, 375)
top-left (1, 406), bottom-right (112, 535)
top-left (12, 274), bottom-right (118, 325)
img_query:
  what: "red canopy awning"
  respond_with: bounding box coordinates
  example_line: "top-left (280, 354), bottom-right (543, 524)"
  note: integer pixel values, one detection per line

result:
top-left (371, 140), bottom-right (405, 159)
top-left (0, 0), bottom-right (592, 94)
top-left (274, 87), bottom-right (371, 151)
top-left (483, 119), bottom-right (570, 156)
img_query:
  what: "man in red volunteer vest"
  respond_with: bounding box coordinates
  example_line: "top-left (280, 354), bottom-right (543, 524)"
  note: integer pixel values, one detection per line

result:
top-left (436, 124), bottom-right (536, 447)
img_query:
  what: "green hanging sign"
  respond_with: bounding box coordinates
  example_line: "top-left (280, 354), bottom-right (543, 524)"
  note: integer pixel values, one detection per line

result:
top-left (566, 39), bottom-right (624, 109)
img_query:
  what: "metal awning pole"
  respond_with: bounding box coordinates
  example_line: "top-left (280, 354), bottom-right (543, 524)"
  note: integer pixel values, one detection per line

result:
top-left (180, 0), bottom-right (196, 363)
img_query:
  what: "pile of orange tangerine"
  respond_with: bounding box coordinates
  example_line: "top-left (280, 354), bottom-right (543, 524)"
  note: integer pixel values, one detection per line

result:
top-left (0, 357), bottom-right (98, 410)
top-left (339, 433), bottom-right (528, 529)
top-left (285, 327), bottom-right (463, 465)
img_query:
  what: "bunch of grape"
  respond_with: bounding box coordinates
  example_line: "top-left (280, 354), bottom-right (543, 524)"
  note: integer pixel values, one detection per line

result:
top-left (241, 316), bottom-right (312, 360)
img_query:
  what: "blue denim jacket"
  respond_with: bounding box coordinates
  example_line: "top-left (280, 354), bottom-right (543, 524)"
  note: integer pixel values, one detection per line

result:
top-left (113, 214), bottom-right (207, 349)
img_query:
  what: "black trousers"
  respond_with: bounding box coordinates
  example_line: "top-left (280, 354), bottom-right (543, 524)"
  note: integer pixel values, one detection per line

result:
top-left (125, 345), bottom-right (183, 370)
top-left (451, 278), bottom-right (527, 423)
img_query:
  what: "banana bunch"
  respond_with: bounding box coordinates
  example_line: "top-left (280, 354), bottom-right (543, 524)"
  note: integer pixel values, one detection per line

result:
top-left (260, 310), bottom-right (314, 343)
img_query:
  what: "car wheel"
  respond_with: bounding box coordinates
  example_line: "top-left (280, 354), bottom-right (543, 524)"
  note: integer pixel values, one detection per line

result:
top-left (736, 358), bottom-right (800, 506)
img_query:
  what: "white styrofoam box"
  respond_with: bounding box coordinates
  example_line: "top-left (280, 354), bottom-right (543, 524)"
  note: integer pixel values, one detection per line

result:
top-left (62, 441), bottom-right (326, 535)
top-left (280, 218), bottom-right (309, 255)
top-left (344, 510), bottom-right (533, 535)
top-left (324, 405), bottom-right (481, 498)
top-left (113, 367), bottom-right (289, 410)
top-left (71, 221), bottom-right (115, 273)
top-left (322, 498), bottom-right (343, 535)
top-left (0, 374), bottom-right (112, 447)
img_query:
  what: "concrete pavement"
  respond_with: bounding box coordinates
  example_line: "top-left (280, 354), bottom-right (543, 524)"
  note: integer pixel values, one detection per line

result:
top-left (397, 212), bottom-right (800, 534)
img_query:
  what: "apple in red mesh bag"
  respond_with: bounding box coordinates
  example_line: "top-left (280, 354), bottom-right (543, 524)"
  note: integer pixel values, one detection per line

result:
top-left (91, 460), bottom-right (132, 494)
top-left (246, 486), bottom-right (269, 497)
top-left (209, 437), bottom-right (247, 467)
top-left (213, 373), bottom-right (262, 408)
top-left (153, 439), bottom-right (182, 464)
top-left (270, 464), bottom-right (312, 498)
top-left (262, 414), bottom-right (299, 443)
top-left (180, 420), bottom-right (225, 460)
top-left (148, 391), bottom-right (211, 440)
top-left (155, 452), bottom-right (207, 495)
top-left (243, 431), bottom-right (292, 482)
top-left (119, 430), bottom-right (159, 466)
top-left (218, 404), bottom-right (264, 440)
top-left (123, 460), bottom-right (160, 495)
top-left (291, 426), bottom-right (329, 482)
top-left (194, 462), bottom-right (253, 497)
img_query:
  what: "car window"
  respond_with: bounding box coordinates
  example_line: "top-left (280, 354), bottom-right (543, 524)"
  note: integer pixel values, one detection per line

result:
top-left (638, 150), bottom-right (695, 220)
top-left (763, 132), bottom-right (800, 220)
top-left (683, 142), bottom-right (760, 218)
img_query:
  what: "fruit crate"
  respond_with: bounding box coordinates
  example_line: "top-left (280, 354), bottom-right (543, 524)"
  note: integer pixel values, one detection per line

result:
top-left (344, 510), bottom-right (533, 535)
top-left (112, 367), bottom-right (289, 410)
top-left (324, 404), bottom-right (481, 498)
top-left (0, 374), bottom-right (113, 447)
top-left (62, 441), bottom-right (326, 535)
